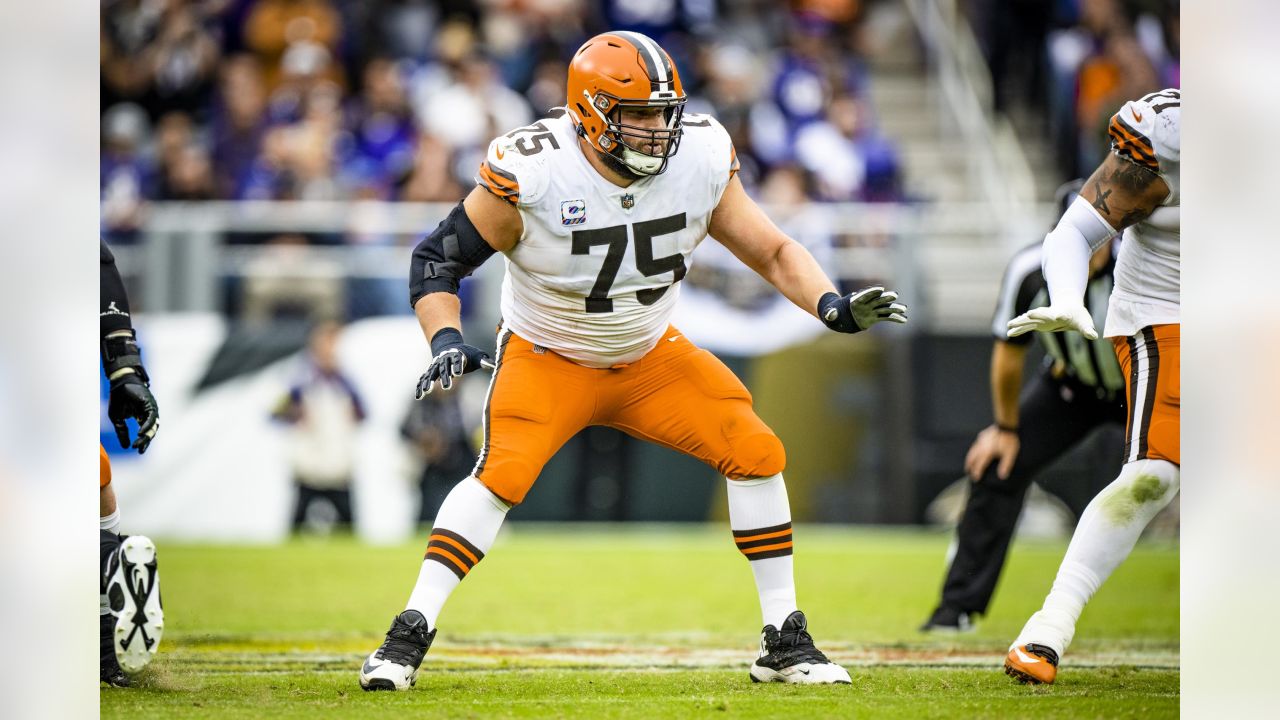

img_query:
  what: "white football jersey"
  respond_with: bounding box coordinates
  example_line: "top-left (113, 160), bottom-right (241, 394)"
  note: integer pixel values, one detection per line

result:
top-left (476, 109), bottom-right (739, 368)
top-left (1103, 89), bottom-right (1181, 338)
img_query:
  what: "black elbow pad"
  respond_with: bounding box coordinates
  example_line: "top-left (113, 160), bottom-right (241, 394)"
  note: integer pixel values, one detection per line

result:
top-left (409, 202), bottom-right (498, 308)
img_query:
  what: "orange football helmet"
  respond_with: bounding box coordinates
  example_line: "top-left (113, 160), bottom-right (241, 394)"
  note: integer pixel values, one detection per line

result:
top-left (566, 31), bottom-right (687, 176)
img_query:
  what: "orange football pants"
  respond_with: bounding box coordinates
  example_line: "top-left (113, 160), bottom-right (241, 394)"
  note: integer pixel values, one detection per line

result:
top-left (100, 444), bottom-right (112, 488)
top-left (1112, 324), bottom-right (1179, 466)
top-left (472, 325), bottom-right (785, 505)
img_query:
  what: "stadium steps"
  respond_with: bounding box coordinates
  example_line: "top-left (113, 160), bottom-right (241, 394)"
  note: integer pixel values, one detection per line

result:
top-left (862, 2), bottom-right (1051, 331)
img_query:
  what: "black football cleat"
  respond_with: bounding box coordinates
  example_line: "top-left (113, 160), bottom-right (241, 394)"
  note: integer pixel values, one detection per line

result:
top-left (100, 614), bottom-right (130, 687)
top-left (359, 610), bottom-right (437, 691)
top-left (104, 535), bottom-right (164, 674)
top-left (749, 610), bottom-right (851, 684)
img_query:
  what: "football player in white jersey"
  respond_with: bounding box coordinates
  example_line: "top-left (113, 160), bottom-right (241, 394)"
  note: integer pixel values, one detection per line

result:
top-left (1003, 89), bottom-right (1180, 684)
top-left (358, 31), bottom-right (907, 691)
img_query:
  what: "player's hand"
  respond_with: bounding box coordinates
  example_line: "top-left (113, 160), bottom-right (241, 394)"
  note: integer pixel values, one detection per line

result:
top-left (818, 287), bottom-right (908, 333)
top-left (108, 371), bottom-right (160, 454)
top-left (1007, 304), bottom-right (1097, 340)
top-left (965, 425), bottom-right (1020, 482)
top-left (416, 329), bottom-right (491, 398)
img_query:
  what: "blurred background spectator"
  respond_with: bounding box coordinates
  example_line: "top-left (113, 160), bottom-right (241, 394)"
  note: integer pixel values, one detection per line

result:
top-left (271, 320), bottom-right (366, 534)
top-left (966, 0), bottom-right (1178, 177)
top-left (400, 387), bottom-right (474, 525)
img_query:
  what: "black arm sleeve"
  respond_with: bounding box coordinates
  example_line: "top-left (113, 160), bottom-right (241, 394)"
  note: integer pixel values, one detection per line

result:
top-left (101, 239), bottom-right (134, 337)
top-left (409, 202), bottom-right (498, 309)
top-left (101, 239), bottom-right (146, 379)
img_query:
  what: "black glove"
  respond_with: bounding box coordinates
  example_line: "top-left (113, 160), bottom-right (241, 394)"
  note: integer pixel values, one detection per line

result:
top-left (818, 287), bottom-right (909, 333)
top-left (108, 371), bottom-right (160, 453)
top-left (102, 330), bottom-right (159, 453)
top-left (416, 328), bottom-right (492, 398)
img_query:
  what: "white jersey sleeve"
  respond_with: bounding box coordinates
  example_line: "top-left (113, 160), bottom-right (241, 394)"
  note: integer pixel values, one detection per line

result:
top-left (476, 120), bottom-right (557, 208)
top-left (679, 112), bottom-right (741, 208)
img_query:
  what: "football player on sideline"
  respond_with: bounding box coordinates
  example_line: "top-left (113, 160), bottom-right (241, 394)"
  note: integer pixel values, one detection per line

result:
top-left (1003, 90), bottom-right (1180, 684)
top-left (100, 240), bottom-right (164, 687)
top-left (360, 31), bottom-right (907, 691)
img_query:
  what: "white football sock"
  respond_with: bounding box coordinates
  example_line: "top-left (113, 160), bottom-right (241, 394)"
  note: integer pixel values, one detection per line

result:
top-left (1014, 458), bottom-right (1179, 656)
top-left (727, 473), bottom-right (797, 630)
top-left (100, 509), bottom-right (120, 536)
top-left (405, 477), bottom-right (510, 630)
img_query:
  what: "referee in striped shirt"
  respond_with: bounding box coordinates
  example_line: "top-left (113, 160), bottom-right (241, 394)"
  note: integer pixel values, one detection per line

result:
top-left (920, 181), bottom-right (1127, 633)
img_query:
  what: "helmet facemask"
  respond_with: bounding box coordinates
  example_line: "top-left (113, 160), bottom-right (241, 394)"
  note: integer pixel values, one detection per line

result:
top-left (591, 92), bottom-right (686, 177)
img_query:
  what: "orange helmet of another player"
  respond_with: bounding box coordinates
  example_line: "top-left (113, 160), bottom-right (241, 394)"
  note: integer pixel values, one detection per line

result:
top-left (566, 31), bottom-right (687, 177)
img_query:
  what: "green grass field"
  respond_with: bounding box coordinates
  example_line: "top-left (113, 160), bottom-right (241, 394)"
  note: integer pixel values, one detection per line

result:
top-left (101, 526), bottom-right (1178, 718)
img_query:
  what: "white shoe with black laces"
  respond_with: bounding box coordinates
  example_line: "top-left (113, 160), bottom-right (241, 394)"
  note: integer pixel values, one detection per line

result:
top-left (359, 610), bottom-right (436, 691)
top-left (749, 610), bottom-right (851, 684)
top-left (104, 535), bottom-right (164, 674)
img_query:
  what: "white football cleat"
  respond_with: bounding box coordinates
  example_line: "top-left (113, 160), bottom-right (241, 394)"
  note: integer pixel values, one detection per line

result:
top-left (749, 610), bottom-right (852, 685)
top-left (359, 610), bottom-right (436, 691)
top-left (104, 535), bottom-right (164, 674)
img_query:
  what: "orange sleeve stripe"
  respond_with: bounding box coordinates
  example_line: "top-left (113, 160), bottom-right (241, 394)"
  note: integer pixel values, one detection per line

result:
top-left (741, 541), bottom-right (794, 555)
top-left (1108, 116), bottom-right (1153, 148)
top-left (431, 534), bottom-right (479, 565)
top-left (733, 528), bottom-right (792, 544)
top-left (1107, 117), bottom-right (1159, 171)
top-left (479, 174), bottom-right (518, 197)
top-left (1110, 126), bottom-right (1155, 162)
top-left (478, 164), bottom-right (519, 205)
top-left (426, 547), bottom-right (471, 575)
top-left (480, 163), bottom-right (519, 192)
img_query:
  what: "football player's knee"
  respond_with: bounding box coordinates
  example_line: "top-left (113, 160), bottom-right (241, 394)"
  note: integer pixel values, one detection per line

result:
top-left (475, 459), bottom-right (539, 506)
top-left (1101, 458), bottom-right (1179, 522)
top-left (724, 432), bottom-right (786, 479)
top-left (1129, 458), bottom-right (1179, 496)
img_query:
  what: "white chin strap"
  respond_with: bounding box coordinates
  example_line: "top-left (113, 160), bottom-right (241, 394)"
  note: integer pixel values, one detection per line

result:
top-left (620, 146), bottom-right (663, 174)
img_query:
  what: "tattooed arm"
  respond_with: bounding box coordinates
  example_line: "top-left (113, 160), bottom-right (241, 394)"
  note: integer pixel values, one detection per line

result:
top-left (1081, 151), bottom-right (1171, 231)
top-left (1008, 150), bottom-right (1167, 339)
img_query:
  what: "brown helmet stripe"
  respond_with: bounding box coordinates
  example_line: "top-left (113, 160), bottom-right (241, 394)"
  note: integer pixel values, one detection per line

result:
top-left (612, 30), bottom-right (672, 92)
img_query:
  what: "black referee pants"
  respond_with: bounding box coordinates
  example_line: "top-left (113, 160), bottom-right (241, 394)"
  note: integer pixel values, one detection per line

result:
top-left (938, 373), bottom-right (1124, 615)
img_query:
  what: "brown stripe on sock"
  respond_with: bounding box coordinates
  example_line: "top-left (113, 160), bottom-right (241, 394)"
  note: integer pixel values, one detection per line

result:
top-left (734, 522), bottom-right (794, 560)
top-left (430, 535), bottom-right (479, 566)
top-left (741, 540), bottom-right (793, 555)
top-left (431, 528), bottom-right (485, 564)
top-left (732, 522), bottom-right (792, 539)
top-left (427, 538), bottom-right (477, 570)
top-left (736, 533), bottom-right (793, 551)
top-left (424, 547), bottom-right (470, 579)
top-left (743, 545), bottom-right (794, 561)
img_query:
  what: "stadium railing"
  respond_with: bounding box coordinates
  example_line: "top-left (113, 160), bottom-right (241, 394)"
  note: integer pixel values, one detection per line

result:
top-left (117, 199), bottom-right (1058, 332)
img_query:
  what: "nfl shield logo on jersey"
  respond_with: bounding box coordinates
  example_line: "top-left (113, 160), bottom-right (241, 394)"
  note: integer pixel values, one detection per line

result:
top-left (560, 199), bottom-right (587, 226)
top-left (620, 193), bottom-right (635, 209)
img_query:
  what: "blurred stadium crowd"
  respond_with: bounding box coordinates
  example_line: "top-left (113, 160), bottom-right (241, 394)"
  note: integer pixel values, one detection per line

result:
top-left (101, 0), bottom-right (910, 248)
top-left (968, 0), bottom-right (1178, 176)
